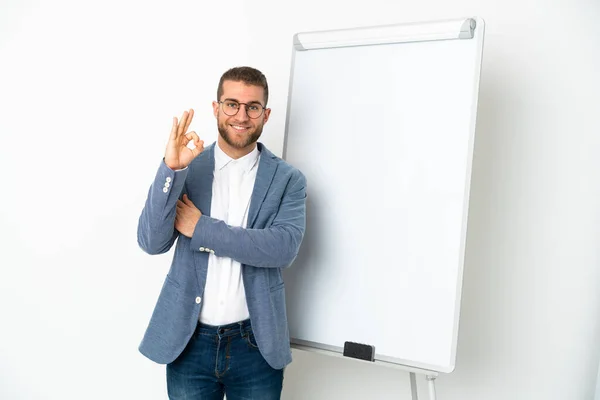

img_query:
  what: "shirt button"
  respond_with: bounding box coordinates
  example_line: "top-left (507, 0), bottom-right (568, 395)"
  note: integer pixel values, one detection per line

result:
top-left (162, 187), bottom-right (168, 193)
top-left (199, 247), bottom-right (205, 252)
top-left (195, 297), bottom-right (202, 304)
top-left (166, 177), bottom-right (172, 183)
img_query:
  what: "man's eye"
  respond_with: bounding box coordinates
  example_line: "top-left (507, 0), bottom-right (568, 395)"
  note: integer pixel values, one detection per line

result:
top-left (226, 102), bottom-right (239, 108)
top-left (248, 105), bottom-right (260, 111)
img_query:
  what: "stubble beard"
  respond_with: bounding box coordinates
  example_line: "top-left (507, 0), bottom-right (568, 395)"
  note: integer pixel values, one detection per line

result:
top-left (218, 120), bottom-right (263, 150)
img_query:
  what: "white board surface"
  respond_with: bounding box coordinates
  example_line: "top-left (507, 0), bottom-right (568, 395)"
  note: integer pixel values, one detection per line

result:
top-left (282, 17), bottom-right (485, 373)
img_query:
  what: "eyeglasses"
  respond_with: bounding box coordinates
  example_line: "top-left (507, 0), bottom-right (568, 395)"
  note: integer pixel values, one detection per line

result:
top-left (218, 100), bottom-right (265, 119)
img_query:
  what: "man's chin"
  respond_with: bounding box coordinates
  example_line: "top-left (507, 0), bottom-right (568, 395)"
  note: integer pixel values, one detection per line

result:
top-left (222, 134), bottom-right (255, 150)
top-left (219, 127), bottom-right (261, 150)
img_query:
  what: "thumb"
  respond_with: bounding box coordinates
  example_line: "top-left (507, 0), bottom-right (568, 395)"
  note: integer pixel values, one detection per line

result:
top-left (183, 194), bottom-right (195, 207)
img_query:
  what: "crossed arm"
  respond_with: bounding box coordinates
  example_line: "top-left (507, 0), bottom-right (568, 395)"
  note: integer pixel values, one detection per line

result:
top-left (137, 164), bottom-right (306, 269)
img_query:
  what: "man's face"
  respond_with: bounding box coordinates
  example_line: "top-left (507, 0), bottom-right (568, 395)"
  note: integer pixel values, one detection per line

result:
top-left (213, 80), bottom-right (270, 152)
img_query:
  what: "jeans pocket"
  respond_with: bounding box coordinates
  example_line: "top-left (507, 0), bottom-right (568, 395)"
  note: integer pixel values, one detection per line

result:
top-left (245, 331), bottom-right (259, 350)
top-left (269, 282), bottom-right (284, 292)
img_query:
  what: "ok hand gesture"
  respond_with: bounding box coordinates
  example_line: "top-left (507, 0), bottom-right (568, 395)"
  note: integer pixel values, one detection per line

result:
top-left (165, 109), bottom-right (204, 170)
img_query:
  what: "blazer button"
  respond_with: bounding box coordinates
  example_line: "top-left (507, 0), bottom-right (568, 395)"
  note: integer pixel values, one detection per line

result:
top-left (199, 247), bottom-right (205, 252)
top-left (162, 187), bottom-right (168, 193)
top-left (195, 297), bottom-right (202, 304)
top-left (166, 177), bottom-right (172, 183)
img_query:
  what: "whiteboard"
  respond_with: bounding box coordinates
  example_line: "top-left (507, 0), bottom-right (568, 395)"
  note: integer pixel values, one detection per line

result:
top-left (282, 17), bottom-right (485, 373)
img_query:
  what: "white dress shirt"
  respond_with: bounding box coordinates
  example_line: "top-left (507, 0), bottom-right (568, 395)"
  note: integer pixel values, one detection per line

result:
top-left (199, 143), bottom-right (260, 325)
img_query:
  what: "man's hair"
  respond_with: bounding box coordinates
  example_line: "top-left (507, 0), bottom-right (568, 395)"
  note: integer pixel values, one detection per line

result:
top-left (217, 66), bottom-right (269, 106)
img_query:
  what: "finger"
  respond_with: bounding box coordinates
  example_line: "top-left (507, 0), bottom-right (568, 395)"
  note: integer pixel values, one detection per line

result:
top-left (169, 117), bottom-right (178, 141)
top-left (183, 194), bottom-right (196, 206)
top-left (183, 131), bottom-right (200, 147)
top-left (177, 110), bottom-right (189, 138)
top-left (185, 131), bottom-right (200, 144)
top-left (183, 108), bottom-right (194, 133)
top-left (191, 141), bottom-right (205, 157)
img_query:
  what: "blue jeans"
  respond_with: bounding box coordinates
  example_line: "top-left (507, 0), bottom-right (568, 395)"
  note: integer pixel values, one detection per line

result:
top-left (166, 319), bottom-right (284, 400)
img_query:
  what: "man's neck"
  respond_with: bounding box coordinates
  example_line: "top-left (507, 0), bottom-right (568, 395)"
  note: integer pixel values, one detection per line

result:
top-left (217, 137), bottom-right (257, 160)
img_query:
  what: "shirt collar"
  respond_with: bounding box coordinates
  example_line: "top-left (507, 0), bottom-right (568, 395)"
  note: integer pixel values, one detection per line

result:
top-left (214, 141), bottom-right (260, 173)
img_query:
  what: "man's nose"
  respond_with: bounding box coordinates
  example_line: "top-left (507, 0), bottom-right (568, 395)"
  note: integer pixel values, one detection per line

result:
top-left (235, 104), bottom-right (250, 121)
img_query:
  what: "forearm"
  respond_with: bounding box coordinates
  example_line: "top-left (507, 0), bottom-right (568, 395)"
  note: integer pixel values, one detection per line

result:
top-left (190, 216), bottom-right (303, 268)
top-left (189, 172), bottom-right (307, 268)
top-left (137, 160), bottom-right (187, 255)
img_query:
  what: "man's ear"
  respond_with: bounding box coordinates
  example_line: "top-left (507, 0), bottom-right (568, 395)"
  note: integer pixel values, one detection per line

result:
top-left (212, 101), bottom-right (219, 118)
top-left (263, 108), bottom-right (271, 124)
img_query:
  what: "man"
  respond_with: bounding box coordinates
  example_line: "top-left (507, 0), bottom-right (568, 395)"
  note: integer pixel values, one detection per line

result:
top-left (137, 66), bottom-right (307, 399)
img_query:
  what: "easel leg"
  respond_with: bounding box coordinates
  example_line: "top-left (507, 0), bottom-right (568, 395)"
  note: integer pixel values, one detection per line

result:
top-left (426, 375), bottom-right (437, 400)
top-left (409, 372), bottom-right (419, 400)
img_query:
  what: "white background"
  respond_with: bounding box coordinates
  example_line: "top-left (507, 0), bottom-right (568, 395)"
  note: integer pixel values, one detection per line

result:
top-left (1, 0), bottom-right (599, 399)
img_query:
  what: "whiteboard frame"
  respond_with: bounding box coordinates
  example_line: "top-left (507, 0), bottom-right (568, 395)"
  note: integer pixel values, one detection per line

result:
top-left (282, 16), bottom-right (486, 374)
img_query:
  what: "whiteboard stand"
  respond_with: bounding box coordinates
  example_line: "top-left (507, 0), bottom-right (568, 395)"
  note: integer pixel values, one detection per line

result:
top-left (410, 373), bottom-right (419, 400)
top-left (292, 344), bottom-right (439, 399)
top-left (426, 374), bottom-right (437, 400)
top-left (409, 372), bottom-right (437, 400)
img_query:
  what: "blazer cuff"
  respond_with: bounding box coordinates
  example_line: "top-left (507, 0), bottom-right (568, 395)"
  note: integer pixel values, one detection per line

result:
top-left (189, 215), bottom-right (217, 254)
top-left (151, 159), bottom-right (188, 218)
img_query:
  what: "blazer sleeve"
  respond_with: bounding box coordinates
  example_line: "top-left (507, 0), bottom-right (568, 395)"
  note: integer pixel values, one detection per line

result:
top-left (137, 160), bottom-right (188, 255)
top-left (189, 170), bottom-right (307, 268)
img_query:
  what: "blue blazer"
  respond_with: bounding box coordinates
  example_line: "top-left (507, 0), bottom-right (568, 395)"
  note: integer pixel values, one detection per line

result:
top-left (137, 142), bottom-right (306, 370)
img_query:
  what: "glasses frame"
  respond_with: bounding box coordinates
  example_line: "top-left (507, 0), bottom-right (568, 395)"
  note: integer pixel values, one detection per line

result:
top-left (218, 100), bottom-right (266, 119)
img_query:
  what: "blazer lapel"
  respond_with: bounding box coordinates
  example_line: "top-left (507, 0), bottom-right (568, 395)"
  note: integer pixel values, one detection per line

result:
top-left (189, 143), bottom-right (215, 217)
top-left (248, 143), bottom-right (278, 228)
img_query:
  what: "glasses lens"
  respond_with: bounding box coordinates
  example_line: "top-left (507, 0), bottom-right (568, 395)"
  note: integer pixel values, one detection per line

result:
top-left (246, 103), bottom-right (264, 119)
top-left (221, 101), bottom-right (239, 116)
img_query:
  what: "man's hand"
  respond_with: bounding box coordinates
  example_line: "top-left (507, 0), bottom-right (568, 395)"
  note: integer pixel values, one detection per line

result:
top-left (165, 109), bottom-right (204, 170)
top-left (175, 194), bottom-right (202, 237)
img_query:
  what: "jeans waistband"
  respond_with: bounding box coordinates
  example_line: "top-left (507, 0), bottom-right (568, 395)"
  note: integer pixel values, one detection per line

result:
top-left (196, 318), bottom-right (252, 338)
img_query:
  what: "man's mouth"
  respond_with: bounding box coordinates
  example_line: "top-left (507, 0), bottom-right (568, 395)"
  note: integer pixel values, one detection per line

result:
top-left (230, 125), bottom-right (250, 133)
